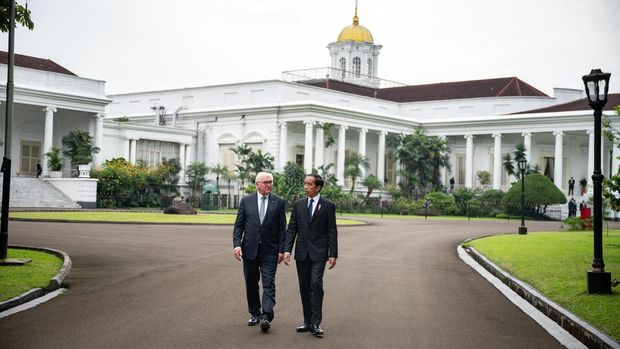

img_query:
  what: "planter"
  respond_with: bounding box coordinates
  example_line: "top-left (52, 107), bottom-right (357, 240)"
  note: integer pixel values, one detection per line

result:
top-left (49, 171), bottom-right (63, 179)
top-left (78, 164), bottom-right (91, 178)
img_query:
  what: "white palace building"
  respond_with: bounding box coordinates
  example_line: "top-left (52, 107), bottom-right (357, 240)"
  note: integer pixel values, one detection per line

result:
top-left (1, 9), bottom-right (619, 209)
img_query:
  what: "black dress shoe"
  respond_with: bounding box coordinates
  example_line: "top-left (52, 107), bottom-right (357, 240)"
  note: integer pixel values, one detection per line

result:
top-left (260, 319), bottom-right (271, 332)
top-left (248, 316), bottom-right (259, 326)
top-left (310, 324), bottom-right (324, 337)
top-left (296, 323), bottom-right (312, 332)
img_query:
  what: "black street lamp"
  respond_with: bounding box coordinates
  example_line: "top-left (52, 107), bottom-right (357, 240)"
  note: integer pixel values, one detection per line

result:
top-left (517, 159), bottom-right (527, 235)
top-left (582, 68), bottom-right (612, 294)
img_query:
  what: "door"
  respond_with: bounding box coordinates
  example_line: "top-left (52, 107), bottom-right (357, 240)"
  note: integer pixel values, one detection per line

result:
top-left (20, 141), bottom-right (41, 175)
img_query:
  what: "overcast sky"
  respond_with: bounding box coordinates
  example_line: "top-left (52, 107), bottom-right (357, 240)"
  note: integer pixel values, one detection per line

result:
top-left (1, 0), bottom-right (619, 96)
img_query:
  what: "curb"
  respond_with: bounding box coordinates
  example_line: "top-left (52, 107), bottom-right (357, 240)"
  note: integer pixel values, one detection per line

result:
top-left (0, 245), bottom-right (72, 313)
top-left (462, 243), bottom-right (619, 349)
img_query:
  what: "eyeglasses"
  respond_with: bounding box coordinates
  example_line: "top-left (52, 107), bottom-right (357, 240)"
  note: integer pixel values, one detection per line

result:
top-left (259, 181), bottom-right (273, 185)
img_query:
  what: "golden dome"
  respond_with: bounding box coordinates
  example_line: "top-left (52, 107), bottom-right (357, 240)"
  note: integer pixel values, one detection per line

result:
top-left (337, 13), bottom-right (374, 43)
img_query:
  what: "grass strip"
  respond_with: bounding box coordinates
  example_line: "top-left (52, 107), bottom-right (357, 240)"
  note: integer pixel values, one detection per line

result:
top-left (0, 249), bottom-right (63, 302)
top-left (8, 211), bottom-right (364, 225)
top-left (468, 230), bottom-right (620, 342)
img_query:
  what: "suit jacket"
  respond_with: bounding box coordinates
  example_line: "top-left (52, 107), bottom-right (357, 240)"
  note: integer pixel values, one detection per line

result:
top-left (233, 193), bottom-right (286, 261)
top-left (285, 196), bottom-right (338, 262)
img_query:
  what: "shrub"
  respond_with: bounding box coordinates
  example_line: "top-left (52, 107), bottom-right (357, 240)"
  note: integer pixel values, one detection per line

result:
top-left (503, 173), bottom-right (567, 215)
top-left (424, 191), bottom-right (455, 214)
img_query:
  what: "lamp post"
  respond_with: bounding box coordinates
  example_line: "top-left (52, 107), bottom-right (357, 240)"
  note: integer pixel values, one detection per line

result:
top-left (582, 68), bottom-right (612, 294)
top-left (517, 159), bottom-right (527, 235)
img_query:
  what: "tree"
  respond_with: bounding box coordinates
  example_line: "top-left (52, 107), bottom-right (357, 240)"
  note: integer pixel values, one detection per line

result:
top-left (274, 161), bottom-right (305, 205)
top-left (221, 169), bottom-right (237, 208)
top-left (232, 144), bottom-right (253, 190)
top-left (503, 142), bottom-right (527, 180)
top-left (315, 164), bottom-right (338, 187)
top-left (0, 1), bottom-right (34, 32)
top-left (603, 106), bottom-right (620, 210)
top-left (362, 174), bottom-right (383, 201)
top-left (61, 129), bottom-right (100, 166)
top-left (387, 128), bottom-right (451, 196)
top-left (476, 170), bottom-right (491, 186)
top-left (502, 173), bottom-right (567, 215)
top-left (344, 152), bottom-right (369, 193)
top-left (155, 158), bottom-right (181, 198)
top-left (316, 122), bottom-right (336, 148)
top-left (247, 150), bottom-right (274, 175)
top-left (185, 162), bottom-right (210, 205)
top-left (210, 164), bottom-right (228, 195)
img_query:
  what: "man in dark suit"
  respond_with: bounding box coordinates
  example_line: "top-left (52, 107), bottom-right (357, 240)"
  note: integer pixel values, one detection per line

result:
top-left (568, 177), bottom-right (575, 195)
top-left (284, 173), bottom-right (338, 338)
top-left (233, 172), bottom-right (286, 333)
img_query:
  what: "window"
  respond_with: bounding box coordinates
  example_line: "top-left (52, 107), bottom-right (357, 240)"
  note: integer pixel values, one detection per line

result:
top-left (456, 154), bottom-right (465, 185)
top-left (219, 145), bottom-right (236, 170)
top-left (353, 57), bottom-right (361, 78)
top-left (339, 57), bottom-right (346, 79)
top-left (367, 58), bottom-right (373, 76)
top-left (136, 140), bottom-right (180, 167)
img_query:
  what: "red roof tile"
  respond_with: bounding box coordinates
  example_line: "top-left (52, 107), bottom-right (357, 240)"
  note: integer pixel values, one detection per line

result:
top-left (302, 77), bottom-right (548, 102)
top-left (0, 51), bottom-right (76, 76)
top-left (514, 93), bottom-right (620, 114)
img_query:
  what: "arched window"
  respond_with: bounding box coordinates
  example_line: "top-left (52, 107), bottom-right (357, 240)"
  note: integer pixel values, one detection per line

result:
top-left (353, 57), bottom-right (361, 78)
top-left (367, 58), bottom-right (373, 77)
top-left (339, 57), bottom-right (346, 79)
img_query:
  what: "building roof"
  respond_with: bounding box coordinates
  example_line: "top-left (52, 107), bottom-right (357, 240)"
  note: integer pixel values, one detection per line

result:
top-left (514, 93), bottom-right (620, 114)
top-left (0, 51), bottom-right (76, 76)
top-left (304, 77), bottom-right (549, 102)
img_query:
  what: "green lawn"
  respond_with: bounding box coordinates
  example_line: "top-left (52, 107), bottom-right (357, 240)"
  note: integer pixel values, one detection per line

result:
top-left (0, 249), bottom-right (63, 302)
top-left (8, 211), bottom-right (364, 225)
top-left (342, 212), bottom-right (500, 221)
top-left (468, 230), bottom-right (620, 342)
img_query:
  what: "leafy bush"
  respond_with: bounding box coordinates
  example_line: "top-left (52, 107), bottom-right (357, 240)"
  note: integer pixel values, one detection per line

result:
top-left (503, 173), bottom-right (566, 215)
top-left (478, 189), bottom-right (505, 216)
top-left (564, 217), bottom-right (593, 231)
top-left (424, 191), bottom-right (455, 214)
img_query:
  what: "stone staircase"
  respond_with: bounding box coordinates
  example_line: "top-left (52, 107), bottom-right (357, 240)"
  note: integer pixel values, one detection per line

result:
top-left (0, 175), bottom-right (81, 208)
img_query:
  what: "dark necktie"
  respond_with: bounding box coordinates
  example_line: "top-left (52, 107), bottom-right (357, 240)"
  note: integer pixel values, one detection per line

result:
top-left (260, 196), bottom-right (266, 224)
top-left (308, 198), bottom-right (314, 218)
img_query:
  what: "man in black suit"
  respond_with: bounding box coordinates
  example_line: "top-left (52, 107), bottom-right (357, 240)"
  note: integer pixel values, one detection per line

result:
top-left (233, 172), bottom-right (286, 333)
top-left (568, 177), bottom-right (575, 195)
top-left (284, 173), bottom-right (338, 338)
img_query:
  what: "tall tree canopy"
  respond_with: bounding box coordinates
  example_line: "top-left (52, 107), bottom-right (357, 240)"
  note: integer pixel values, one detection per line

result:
top-left (387, 128), bottom-right (451, 196)
top-left (0, 1), bottom-right (34, 32)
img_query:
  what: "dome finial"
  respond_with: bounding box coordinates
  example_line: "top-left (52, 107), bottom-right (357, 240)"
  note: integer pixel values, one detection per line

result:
top-left (353, 0), bottom-right (359, 25)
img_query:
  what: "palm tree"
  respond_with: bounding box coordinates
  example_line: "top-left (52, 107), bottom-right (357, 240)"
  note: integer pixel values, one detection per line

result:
top-left (362, 174), bottom-right (383, 202)
top-left (221, 170), bottom-right (237, 209)
top-left (247, 150), bottom-right (274, 175)
top-left (503, 153), bottom-right (515, 178)
top-left (210, 164), bottom-right (228, 194)
top-left (344, 152), bottom-right (370, 193)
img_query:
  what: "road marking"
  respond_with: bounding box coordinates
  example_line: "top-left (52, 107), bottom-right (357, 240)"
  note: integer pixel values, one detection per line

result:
top-left (0, 288), bottom-right (67, 319)
top-left (457, 246), bottom-right (587, 349)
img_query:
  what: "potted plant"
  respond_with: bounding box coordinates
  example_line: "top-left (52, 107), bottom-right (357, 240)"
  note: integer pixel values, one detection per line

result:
top-left (45, 147), bottom-right (63, 178)
top-left (579, 178), bottom-right (588, 195)
top-left (62, 129), bottom-right (100, 178)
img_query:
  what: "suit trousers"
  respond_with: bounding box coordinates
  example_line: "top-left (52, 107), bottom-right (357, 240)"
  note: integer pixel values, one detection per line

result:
top-left (296, 257), bottom-right (326, 325)
top-left (243, 256), bottom-right (277, 321)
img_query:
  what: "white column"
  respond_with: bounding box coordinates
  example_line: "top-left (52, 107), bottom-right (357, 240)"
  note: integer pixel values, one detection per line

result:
top-left (377, 131), bottom-right (386, 183)
top-left (303, 120), bottom-right (314, 173)
top-left (315, 126), bottom-right (324, 169)
top-left (465, 134), bottom-right (474, 188)
top-left (186, 144), bottom-right (193, 166)
top-left (522, 132), bottom-right (532, 163)
top-left (358, 128), bottom-right (367, 179)
top-left (179, 143), bottom-right (186, 183)
top-left (129, 139), bottom-right (137, 164)
top-left (613, 142), bottom-right (620, 179)
top-left (42, 106), bottom-right (56, 177)
top-left (123, 139), bottom-right (130, 161)
top-left (587, 129), bottom-right (595, 187)
top-left (94, 113), bottom-right (105, 167)
top-left (279, 122), bottom-right (288, 171)
top-left (553, 131), bottom-right (564, 190)
top-left (337, 125), bottom-right (347, 185)
top-left (438, 135), bottom-right (447, 189)
top-left (492, 133), bottom-right (502, 190)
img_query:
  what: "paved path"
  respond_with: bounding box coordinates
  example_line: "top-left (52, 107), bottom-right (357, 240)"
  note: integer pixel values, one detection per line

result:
top-left (0, 218), bottom-right (577, 348)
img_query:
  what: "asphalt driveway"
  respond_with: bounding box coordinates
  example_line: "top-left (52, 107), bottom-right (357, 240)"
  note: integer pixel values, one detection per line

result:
top-left (0, 218), bottom-right (569, 348)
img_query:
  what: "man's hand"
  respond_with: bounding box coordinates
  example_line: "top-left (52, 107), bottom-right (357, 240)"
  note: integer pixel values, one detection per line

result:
top-left (283, 252), bottom-right (291, 266)
top-left (233, 247), bottom-right (242, 261)
top-left (328, 257), bottom-right (337, 270)
top-left (278, 253), bottom-right (284, 264)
